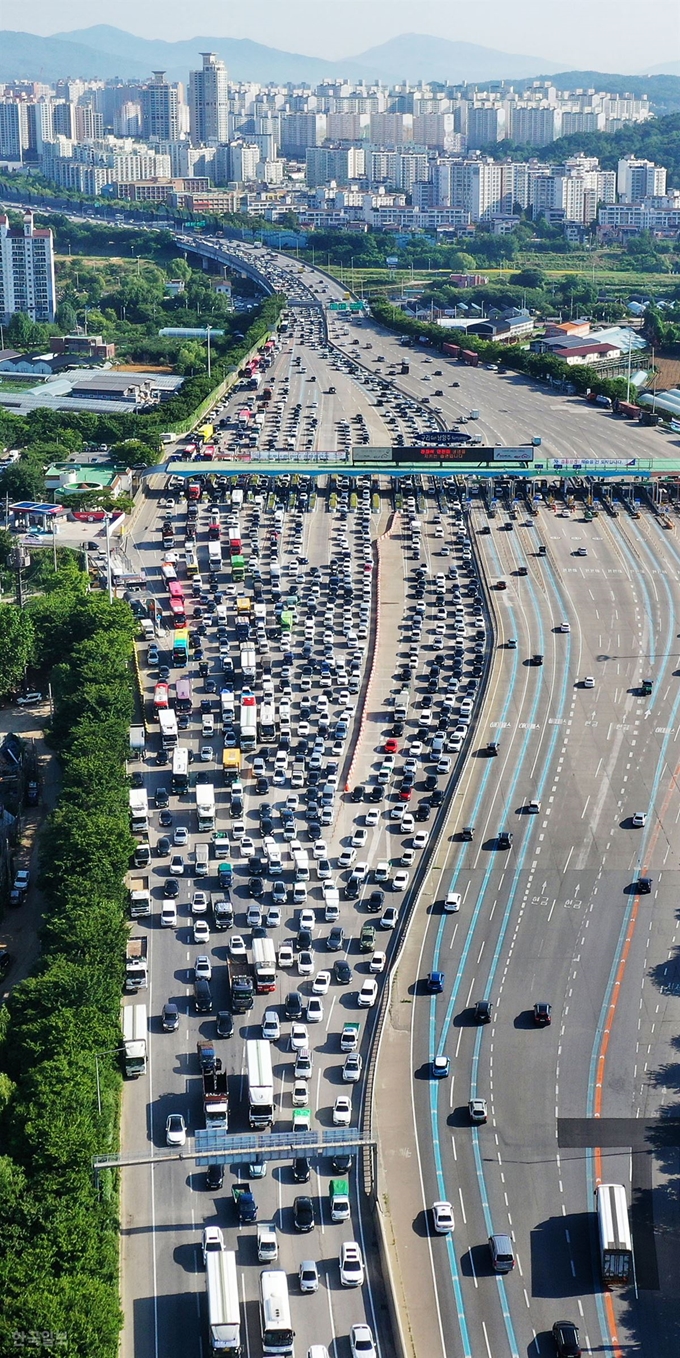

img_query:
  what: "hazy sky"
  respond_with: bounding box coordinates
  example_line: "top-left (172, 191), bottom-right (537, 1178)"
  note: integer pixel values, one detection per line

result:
top-left (8, 0), bottom-right (680, 72)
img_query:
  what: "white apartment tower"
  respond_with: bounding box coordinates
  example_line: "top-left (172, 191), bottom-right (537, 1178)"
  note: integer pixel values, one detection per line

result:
top-left (617, 155), bottom-right (667, 202)
top-left (0, 211), bottom-right (56, 323)
top-left (189, 52), bottom-right (229, 145)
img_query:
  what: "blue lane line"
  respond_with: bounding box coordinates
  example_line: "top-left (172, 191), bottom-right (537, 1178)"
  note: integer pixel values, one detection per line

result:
top-left (428, 524), bottom-right (546, 1358)
top-left (583, 518), bottom-right (677, 1355)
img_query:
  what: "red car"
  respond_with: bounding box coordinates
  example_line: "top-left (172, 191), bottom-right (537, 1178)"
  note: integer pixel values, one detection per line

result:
top-left (399, 787), bottom-right (413, 802)
top-left (384, 739), bottom-right (399, 754)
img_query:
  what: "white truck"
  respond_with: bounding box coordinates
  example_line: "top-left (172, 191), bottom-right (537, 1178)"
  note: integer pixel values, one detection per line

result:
top-left (158, 708), bottom-right (178, 748)
top-left (340, 1021), bottom-right (361, 1052)
top-left (240, 646), bottom-right (257, 681)
top-left (205, 1249), bottom-right (241, 1355)
top-left (246, 1038), bottom-right (274, 1129)
top-left (196, 783), bottom-right (216, 832)
top-left (128, 875), bottom-right (151, 919)
top-left (122, 1003), bottom-right (147, 1077)
top-left (129, 724), bottom-right (146, 759)
top-left (128, 788), bottom-right (149, 835)
top-left (293, 849), bottom-right (310, 881)
top-left (124, 937), bottom-right (149, 992)
top-left (252, 936), bottom-right (277, 993)
top-left (257, 1221), bottom-right (278, 1263)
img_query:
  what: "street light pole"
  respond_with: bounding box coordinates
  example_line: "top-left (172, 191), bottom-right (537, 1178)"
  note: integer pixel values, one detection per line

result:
top-left (104, 513), bottom-right (113, 603)
top-left (206, 325), bottom-right (212, 380)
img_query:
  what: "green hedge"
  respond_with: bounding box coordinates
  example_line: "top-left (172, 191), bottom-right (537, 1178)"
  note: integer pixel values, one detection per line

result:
top-left (369, 297), bottom-right (632, 404)
top-left (0, 562), bottom-right (137, 1356)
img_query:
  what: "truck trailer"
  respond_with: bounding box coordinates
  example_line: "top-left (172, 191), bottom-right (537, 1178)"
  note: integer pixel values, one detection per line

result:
top-left (246, 1038), bottom-right (274, 1129)
top-left (121, 1003), bottom-right (147, 1077)
top-left (124, 937), bottom-right (149, 991)
top-left (205, 1249), bottom-right (241, 1355)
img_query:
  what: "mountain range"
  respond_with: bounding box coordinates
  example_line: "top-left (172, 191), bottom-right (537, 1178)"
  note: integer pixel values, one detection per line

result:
top-left (0, 26), bottom-right (677, 96)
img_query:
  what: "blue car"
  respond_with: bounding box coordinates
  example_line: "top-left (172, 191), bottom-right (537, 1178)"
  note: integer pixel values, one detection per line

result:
top-left (432, 1056), bottom-right (450, 1078)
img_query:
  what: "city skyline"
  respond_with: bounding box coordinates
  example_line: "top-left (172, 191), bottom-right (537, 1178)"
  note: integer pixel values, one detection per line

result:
top-left (4, 0), bottom-right (680, 74)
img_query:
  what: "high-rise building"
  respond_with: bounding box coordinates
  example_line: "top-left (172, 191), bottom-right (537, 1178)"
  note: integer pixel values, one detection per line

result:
top-left (511, 105), bottom-right (562, 146)
top-left (0, 100), bottom-right (30, 161)
top-left (141, 72), bottom-right (180, 142)
top-left (0, 210), bottom-right (56, 322)
top-left (52, 101), bottom-right (76, 139)
top-left (617, 155), bottom-right (667, 202)
top-left (279, 112), bottom-right (327, 157)
top-left (189, 52), bottom-right (229, 145)
top-left (306, 145), bottom-right (365, 187)
top-left (467, 105), bottom-right (506, 146)
top-left (229, 141), bottom-right (260, 182)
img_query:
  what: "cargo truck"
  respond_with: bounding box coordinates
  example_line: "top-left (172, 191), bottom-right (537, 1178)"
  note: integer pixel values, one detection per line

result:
top-left (124, 937), bottom-right (149, 992)
top-left (197, 1038), bottom-right (220, 1073)
top-left (227, 956), bottom-right (254, 1013)
top-left (158, 708), bottom-right (178, 748)
top-left (222, 748), bottom-right (241, 784)
top-left (128, 876), bottom-right (151, 919)
top-left (129, 724), bottom-right (146, 759)
top-left (329, 1177), bottom-right (351, 1222)
top-left (252, 936), bottom-right (277, 993)
top-left (232, 1182), bottom-right (257, 1223)
top-left (246, 1038), bottom-right (274, 1129)
top-left (122, 1003), bottom-right (147, 1077)
top-left (293, 849), bottom-right (310, 881)
top-left (240, 646), bottom-right (257, 681)
top-left (196, 784), bottom-right (216, 832)
top-left (212, 894), bottom-right (234, 931)
top-left (203, 1067), bottom-right (229, 1130)
top-left (128, 788), bottom-right (149, 834)
top-left (205, 1248), bottom-right (241, 1356)
top-left (212, 831), bottom-right (230, 858)
top-left (257, 1221), bottom-right (278, 1263)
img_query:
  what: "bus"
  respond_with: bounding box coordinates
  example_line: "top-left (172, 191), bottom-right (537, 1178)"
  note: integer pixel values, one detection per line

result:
top-left (208, 541), bottom-right (222, 571)
top-left (185, 546), bottom-right (198, 575)
top-left (171, 747), bottom-right (189, 794)
top-left (169, 597), bottom-right (186, 626)
top-left (161, 561), bottom-right (177, 585)
top-left (153, 682), bottom-right (169, 715)
top-left (259, 701), bottom-right (277, 743)
top-left (172, 628), bottom-right (190, 666)
top-left (596, 1183), bottom-right (633, 1285)
top-left (259, 1271), bottom-right (294, 1357)
top-left (240, 691), bottom-right (257, 752)
top-left (175, 678), bottom-right (193, 714)
top-left (168, 579), bottom-right (185, 602)
top-left (231, 555), bottom-right (245, 583)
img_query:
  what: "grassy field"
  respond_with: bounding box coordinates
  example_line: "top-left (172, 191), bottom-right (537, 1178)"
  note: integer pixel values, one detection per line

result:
top-left (0, 375), bottom-right (45, 391)
top-left (324, 259), bottom-right (678, 298)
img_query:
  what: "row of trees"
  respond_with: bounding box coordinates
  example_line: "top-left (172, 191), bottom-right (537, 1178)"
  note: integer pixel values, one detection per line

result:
top-left (369, 297), bottom-right (632, 403)
top-left (0, 555), bottom-right (137, 1354)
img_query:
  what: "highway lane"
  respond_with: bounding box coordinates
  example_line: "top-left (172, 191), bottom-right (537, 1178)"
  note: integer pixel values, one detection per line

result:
top-left (400, 496), bottom-right (680, 1358)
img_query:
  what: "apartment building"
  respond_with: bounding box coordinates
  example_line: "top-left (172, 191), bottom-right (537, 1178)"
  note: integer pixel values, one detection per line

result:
top-left (0, 211), bottom-right (56, 323)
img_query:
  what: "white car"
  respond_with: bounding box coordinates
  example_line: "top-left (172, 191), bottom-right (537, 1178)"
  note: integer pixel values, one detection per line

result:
top-left (584, 675), bottom-right (595, 688)
top-left (306, 996), bottom-right (324, 1023)
top-left (632, 811), bottom-right (647, 827)
top-left (193, 918), bottom-right (210, 943)
top-left (351, 827), bottom-right (368, 848)
top-left (350, 1325), bottom-right (377, 1358)
top-left (374, 861), bottom-right (390, 883)
top-left (278, 942), bottom-right (294, 967)
top-left (194, 954), bottom-right (212, 981)
top-left (358, 978), bottom-right (378, 1007)
top-left (339, 848), bottom-right (357, 869)
top-left (444, 892), bottom-right (461, 913)
top-left (173, 826), bottom-right (189, 846)
top-left (370, 950), bottom-right (386, 974)
top-left (292, 1078), bottom-right (309, 1108)
top-left (297, 950), bottom-right (314, 977)
top-left (393, 870), bottom-right (410, 891)
top-left (265, 905), bottom-right (281, 928)
top-left (413, 831), bottom-right (429, 850)
top-left (390, 804), bottom-right (406, 822)
top-left (437, 757), bottom-right (452, 775)
top-left (313, 970), bottom-right (331, 995)
top-left (191, 890), bottom-right (209, 915)
top-left (316, 859), bottom-right (332, 880)
top-left (165, 1113), bottom-right (187, 1146)
top-left (365, 809), bottom-right (379, 827)
top-left (558, 622), bottom-right (571, 633)
top-left (229, 935), bottom-right (247, 959)
top-left (290, 1023), bottom-right (309, 1051)
top-left (401, 814), bottom-right (415, 834)
top-left (432, 1201), bottom-right (454, 1234)
top-left (199, 745), bottom-right (214, 762)
top-left (333, 1094), bottom-right (353, 1125)
top-left (339, 1239), bottom-right (365, 1286)
top-left (298, 908), bottom-right (315, 933)
top-left (343, 1052), bottom-right (363, 1083)
top-left (312, 839), bottom-right (328, 859)
top-left (169, 854), bottom-right (185, 876)
top-left (262, 1010), bottom-right (280, 1042)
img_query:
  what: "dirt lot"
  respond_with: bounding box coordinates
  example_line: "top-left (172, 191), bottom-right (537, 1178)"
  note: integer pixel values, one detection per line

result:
top-left (651, 354), bottom-right (680, 392)
top-left (0, 700), bottom-right (59, 999)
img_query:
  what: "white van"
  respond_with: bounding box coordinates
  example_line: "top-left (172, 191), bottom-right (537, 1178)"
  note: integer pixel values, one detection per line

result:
top-left (195, 843), bottom-right (209, 877)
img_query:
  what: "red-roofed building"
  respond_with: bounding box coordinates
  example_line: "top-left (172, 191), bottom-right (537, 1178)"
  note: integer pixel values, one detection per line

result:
top-left (0, 210), bottom-right (56, 323)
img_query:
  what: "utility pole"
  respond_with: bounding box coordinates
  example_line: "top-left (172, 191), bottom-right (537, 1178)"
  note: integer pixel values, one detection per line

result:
top-left (104, 515), bottom-right (113, 603)
top-left (625, 334), bottom-right (633, 404)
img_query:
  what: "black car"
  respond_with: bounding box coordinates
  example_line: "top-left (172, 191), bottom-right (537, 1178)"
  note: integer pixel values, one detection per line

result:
top-left (155, 786), bottom-right (169, 808)
top-left (367, 890), bottom-right (384, 913)
top-left (162, 1002), bottom-right (179, 1032)
top-left (178, 714), bottom-right (190, 730)
top-left (206, 1162), bottom-right (225, 1190)
top-left (249, 877), bottom-right (264, 897)
top-left (293, 1195), bottom-right (315, 1232)
top-left (533, 1002), bottom-right (552, 1027)
top-left (497, 830), bottom-right (513, 849)
top-left (638, 877), bottom-right (652, 894)
top-left (334, 959), bottom-right (352, 984)
top-left (430, 789), bottom-right (444, 807)
top-left (474, 999), bottom-right (492, 1023)
top-left (297, 927), bottom-right (313, 950)
top-left (158, 666), bottom-right (171, 682)
top-left (159, 809), bottom-right (173, 827)
top-left (194, 978), bottom-right (213, 1013)
top-left (351, 785), bottom-right (364, 803)
top-left (157, 836), bottom-right (171, 857)
top-left (343, 880), bottom-right (360, 900)
top-left (163, 879), bottom-right (179, 898)
top-left (370, 785), bottom-right (385, 802)
top-left (130, 770), bottom-right (144, 789)
top-left (255, 777), bottom-right (269, 795)
top-left (156, 749), bottom-right (169, 765)
top-left (552, 1322), bottom-right (581, 1357)
top-left (415, 803), bottom-right (431, 822)
top-left (331, 1152), bottom-right (354, 1175)
top-left (292, 1156), bottom-right (311, 1184)
top-left (216, 1010), bottom-right (234, 1039)
top-left (285, 990), bottom-right (304, 1020)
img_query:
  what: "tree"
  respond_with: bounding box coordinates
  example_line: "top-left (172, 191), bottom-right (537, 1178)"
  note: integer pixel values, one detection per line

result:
top-left (109, 438), bottom-right (160, 468)
top-left (0, 605), bottom-right (34, 697)
top-left (55, 301), bottom-right (78, 333)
